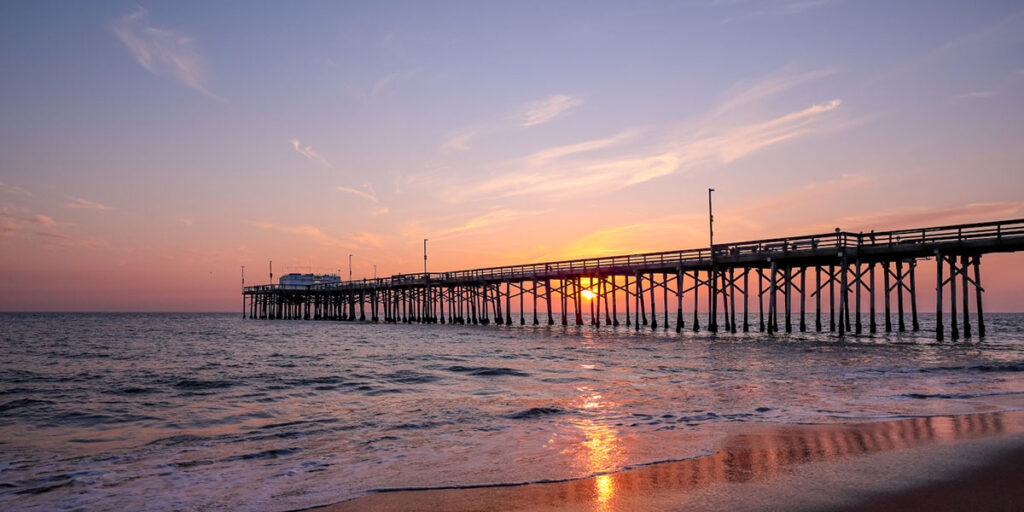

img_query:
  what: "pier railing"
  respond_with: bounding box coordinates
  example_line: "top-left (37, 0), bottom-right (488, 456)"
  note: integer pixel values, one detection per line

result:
top-left (244, 218), bottom-right (1024, 292)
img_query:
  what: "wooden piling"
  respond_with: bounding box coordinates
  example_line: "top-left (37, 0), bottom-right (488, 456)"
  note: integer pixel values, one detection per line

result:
top-left (949, 256), bottom-right (959, 340)
top-left (896, 260), bottom-right (906, 332)
top-left (743, 269), bottom-right (750, 332)
top-left (650, 273), bottom-right (658, 331)
top-left (910, 262), bottom-right (919, 331)
top-left (676, 267), bottom-right (684, 333)
top-left (961, 254), bottom-right (970, 338)
top-left (815, 267), bottom-right (822, 332)
top-left (758, 268), bottom-right (765, 332)
top-left (838, 259), bottom-right (848, 337)
top-left (768, 261), bottom-right (777, 334)
top-left (973, 256), bottom-right (985, 337)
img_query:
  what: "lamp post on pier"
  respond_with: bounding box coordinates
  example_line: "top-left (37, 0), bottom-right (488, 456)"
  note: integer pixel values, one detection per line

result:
top-left (348, 254), bottom-right (352, 281)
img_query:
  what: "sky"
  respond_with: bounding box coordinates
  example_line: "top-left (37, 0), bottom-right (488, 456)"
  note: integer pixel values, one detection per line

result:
top-left (1, 0), bottom-right (1023, 312)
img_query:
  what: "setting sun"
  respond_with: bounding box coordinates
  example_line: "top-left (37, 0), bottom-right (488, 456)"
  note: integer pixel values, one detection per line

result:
top-left (581, 289), bottom-right (596, 300)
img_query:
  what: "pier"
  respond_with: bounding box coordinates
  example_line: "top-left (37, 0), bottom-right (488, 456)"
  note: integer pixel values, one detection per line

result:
top-left (243, 218), bottom-right (1024, 340)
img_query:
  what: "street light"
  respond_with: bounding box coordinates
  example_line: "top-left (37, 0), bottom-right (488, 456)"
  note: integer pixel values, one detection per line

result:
top-left (348, 254), bottom-right (353, 281)
top-left (708, 188), bottom-right (715, 262)
top-left (423, 238), bottom-right (428, 275)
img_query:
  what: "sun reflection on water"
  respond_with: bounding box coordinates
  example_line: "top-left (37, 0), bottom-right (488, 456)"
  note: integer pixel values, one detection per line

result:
top-left (568, 388), bottom-right (624, 507)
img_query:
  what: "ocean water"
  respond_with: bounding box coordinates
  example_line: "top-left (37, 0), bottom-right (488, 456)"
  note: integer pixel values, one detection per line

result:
top-left (1, 312), bottom-right (1023, 511)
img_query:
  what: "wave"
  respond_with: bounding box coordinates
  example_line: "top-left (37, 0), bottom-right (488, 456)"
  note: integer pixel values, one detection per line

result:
top-left (445, 366), bottom-right (530, 377)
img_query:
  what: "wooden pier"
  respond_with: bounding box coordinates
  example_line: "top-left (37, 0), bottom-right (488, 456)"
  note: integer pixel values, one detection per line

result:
top-left (243, 218), bottom-right (1024, 340)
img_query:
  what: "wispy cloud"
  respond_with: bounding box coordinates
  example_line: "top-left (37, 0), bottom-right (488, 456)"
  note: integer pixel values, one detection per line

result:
top-left (0, 207), bottom-right (60, 240)
top-left (351, 231), bottom-right (383, 247)
top-left (0, 181), bottom-right (31, 196)
top-left (441, 131), bottom-right (476, 153)
top-left (951, 90), bottom-right (998, 101)
top-left (290, 139), bottom-right (334, 168)
top-left (336, 185), bottom-right (378, 203)
top-left (521, 94), bottom-right (584, 127)
top-left (65, 198), bottom-right (115, 210)
top-left (370, 206), bottom-right (389, 216)
top-left (111, 8), bottom-right (212, 96)
top-left (436, 209), bottom-right (547, 239)
top-left (714, 67), bottom-right (837, 115)
top-left (468, 98), bottom-right (842, 199)
top-left (33, 215), bottom-right (56, 226)
top-left (830, 202), bottom-right (1024, 232)
top-left (371, 67), bottom-right (421, 97)
top-left (248, 221), bottom-right (351, 247)
top-left (525, 129), bottom-right (638, 165)
top-left (34, 231), bottom-right (107, 249)
top-left (0, 208), bottom-right (22, 240)
top-left (717, 0), bottom-right (836, 22)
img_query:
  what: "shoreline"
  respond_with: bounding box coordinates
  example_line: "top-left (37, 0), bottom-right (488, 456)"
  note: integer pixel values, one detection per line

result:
top-left (308, 410), bottom-right (1024, 512)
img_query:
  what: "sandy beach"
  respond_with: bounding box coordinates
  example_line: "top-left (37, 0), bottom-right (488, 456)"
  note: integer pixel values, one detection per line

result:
top-left (313, 411), bottom-right (1024, 512)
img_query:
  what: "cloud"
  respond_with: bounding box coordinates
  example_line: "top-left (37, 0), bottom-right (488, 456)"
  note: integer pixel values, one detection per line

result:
top-left (525, 129), bottom-right (638, 165)
top-left (717, 0), bottom-right (836, 22)
top-left (290, 139), bottom-right (334, 168)
top-left (178, 218), bottom-right (194, 227)
top-left (248, 221), bottom-right (351, 247)
top-left (831, 202), bottom-right (1024, 232)
top-left (64, 198), bottom-right (114, 210)
top-left (33, 215), bottom-right (56, 226)
top-left (0, 181), bottom-right (31, 196)
top-left (521, 94), bottom-right (584, 127)
top-left (111, 8), bottom-right (212, 96)
top-left (0, 209), bottom-right (21, 240)
top-left (951, 90), bottom-right (998, 101)
top-left (350, 231), bottom-right (383, 247)
top-left (714, 67), bottom-right (837, 115)
top-left (371, 67), bottom-right (421, 97)
top-left (469, 98), bottom-right (842, 199)
top-left (371, 206), bottom-right (389, 216)
top-left (34, 231), bottom-right (107, 249)
top-left (0, 207), bottom-right (60, 239)
top-left (336, 186), bottom-right (378, 203)
top-left (436, 209), bottom-right (548, 239)
top-left (441, 131), bottom-right (476, 153)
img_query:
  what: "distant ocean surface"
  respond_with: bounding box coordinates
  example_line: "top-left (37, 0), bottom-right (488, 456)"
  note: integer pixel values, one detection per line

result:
top-left (2, 313), bottom-right (1023, 511)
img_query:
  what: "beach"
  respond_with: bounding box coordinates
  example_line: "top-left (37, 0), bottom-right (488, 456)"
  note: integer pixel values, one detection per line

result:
top-left (317, 411), bottom-right (1024, 512)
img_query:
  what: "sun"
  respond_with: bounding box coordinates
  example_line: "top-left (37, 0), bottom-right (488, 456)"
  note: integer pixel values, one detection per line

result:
top-left (581, 289), bottom-right (596, 300)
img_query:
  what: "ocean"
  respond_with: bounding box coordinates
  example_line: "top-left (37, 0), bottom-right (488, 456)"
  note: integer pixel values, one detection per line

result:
top-left (1, 313), bottom-right (1022, 510)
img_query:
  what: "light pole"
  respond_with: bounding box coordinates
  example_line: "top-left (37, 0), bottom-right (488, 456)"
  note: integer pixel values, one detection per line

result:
top-left (374, 264), bottom-right (377, 280)
top-left (708, 188), bottom-right (717, 333)
top-left (241, 265), bottom-right (245, 318)
top-left (708, 188), bottom-right (715, 261)
top-left (348, 254), bottom-right (353, 281)
top-left (423, 239), bottom-right (428, 275)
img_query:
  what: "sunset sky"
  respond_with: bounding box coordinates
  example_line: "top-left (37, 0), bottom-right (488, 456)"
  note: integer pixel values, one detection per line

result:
top-left (1, 1), bottom-right (1023, 311)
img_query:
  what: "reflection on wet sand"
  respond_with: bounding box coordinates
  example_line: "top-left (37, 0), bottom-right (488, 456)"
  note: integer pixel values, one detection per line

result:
top-left (319, 411), bottom-right (1022, 512)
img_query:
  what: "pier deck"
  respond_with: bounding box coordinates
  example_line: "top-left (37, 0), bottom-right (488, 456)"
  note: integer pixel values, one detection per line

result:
top-left (244, 218), bottom-right (1024, 340)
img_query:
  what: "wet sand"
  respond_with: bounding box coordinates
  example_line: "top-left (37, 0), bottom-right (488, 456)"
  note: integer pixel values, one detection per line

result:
top-left (311, 411), bottom-right (1024, 511)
